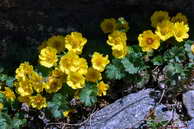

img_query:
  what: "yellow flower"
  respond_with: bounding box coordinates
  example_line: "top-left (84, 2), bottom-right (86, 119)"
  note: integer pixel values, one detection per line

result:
top-left (151, 11), bottom-right (170, 28)
top-left (155, 20), bottom-right (174, 41)
top-left (63, 109), bottom-right (75, 117)
top-left (59, 52), bottom-right (88, 75)
top-left (112, 45), bottom-right (128, 59)
top-left (191, 44), bottom-right (194, 54)
top-left (0, 103), bottom-right (3, 111)
top-left (85, 67), bottom-right (102, 83)
top-left (138, 30), bottom-right (160, 52)
top-left (30, 94), bottom-right (47, 110)
top-left (15, 62), bottom-right (34, 81)
top-left (30, 72), bottom-right (44, 93)
top-left (44, 77), bottom-right (63, 93)
top-left (77, 58), bottom-right (88, 75)
top-left (47, 35), bottom-right (66, 53)
top-left (2, 87), bottom-right (16, 101)
top-left (39, 47), bottom-right (58, 68)
top-left (18, 96), bottom-right (31, 105)
top-left (173, 22), bottom-right (189, 42)
top-left (91, 52), bottom-right (110, 72)
top-left (16, 80), bottom-right (33, 96)
top-left (65, 32), bottom-right (87, 54)
top-left (38, 40), bottom-right (47, 52)
top-left (100, 18), bottom-right (117, 33)
top-left (66, 72), bottom-right (85, 89)
top-left (107, 31), bottom-right (127, 48)
top-left (97, 81), bottom-right (109, 96)
top-left (171, 13), bottom-right (188, 24)
top-left (63, 110), bottom-right (71, 117)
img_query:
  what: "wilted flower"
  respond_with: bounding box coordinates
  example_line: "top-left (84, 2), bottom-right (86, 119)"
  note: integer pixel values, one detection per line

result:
top-left (91, 52), bottom-right (110, 72)
top-left (151, 10), bottom-right (170, 28)
top-left (47, 35), bottom-right (66, 53)
top-left (18, 96), bottom-right (31, 105)
top-left (100, 18), bottom-right (117, 33)
top-left (173, 22), bottom-right (189, 42)
top-left (38, 40), bottom-right (47, 52)
top-left (85, 67), bottom-right (102, 83)
top-left (39, 47), bottom-right (58, 68)
top-left (97, 81), bottom-right (109, 96)
top-left (44, 77), bottom-right (63, 93)
top-left (171, 13), bottom-right (188, 24)
top-left (65, 32), bottom-right (87, 54)
top-left (138, 30), bottom-right (160, 52)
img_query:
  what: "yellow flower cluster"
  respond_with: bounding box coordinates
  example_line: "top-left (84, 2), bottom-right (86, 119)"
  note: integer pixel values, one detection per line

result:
top-left (100, 17), bottom-right (129, 33)
top-left (107, 31), bottom-right (128, 58)
top-left (38, 32), bottom-right (87, 68)
top-left (151, 11), bottom-right (189, 42)
top-left (139, 11), bottom-right (190, 52)
top-left (15, 62), bottom-right (47, 109)
top-left (15, 31), bottom-right (110, 110)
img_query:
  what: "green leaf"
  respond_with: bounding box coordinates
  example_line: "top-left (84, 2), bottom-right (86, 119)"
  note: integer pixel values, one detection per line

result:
top-left (152, 56), bottom-right (164, 65)
top-left (80, 83), bottom-right (97, 106)
top-left (5, 77), bottom-right (15, 88)
top-left (36, 65), bottom-right (52, 77)
top-left (47, 93), bottom-right (69, 118)
top-left (11, 118), bottom-right (26, 129)
top-left (105, 59), bottom-right (126, 80)
top-left (121, 58), bottom-right (138, 74)
top-left (0, 112), bottom-right (12, 129)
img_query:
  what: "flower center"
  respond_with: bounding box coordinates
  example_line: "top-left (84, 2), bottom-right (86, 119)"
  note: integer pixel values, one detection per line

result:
top-left (146, 38), bottom-right (154, 45)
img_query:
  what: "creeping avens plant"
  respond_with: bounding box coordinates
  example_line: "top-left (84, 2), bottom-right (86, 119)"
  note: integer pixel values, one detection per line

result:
top-left (0, 12), bottom-right (193, 127)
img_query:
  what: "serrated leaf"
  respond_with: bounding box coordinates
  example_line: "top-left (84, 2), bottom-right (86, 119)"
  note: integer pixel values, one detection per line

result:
top-left (11, 118), bottom-right (26, 129)
top-left (47, 93), bottom-right (69, 118)
top-left (80, 83), bottom-right (97, 106)
top-left (105, 64), bottom-right (126, 80)
top-left (121, 58), bottom-right (138, 74)
top-left (152, 56), bottom-right (163, 65)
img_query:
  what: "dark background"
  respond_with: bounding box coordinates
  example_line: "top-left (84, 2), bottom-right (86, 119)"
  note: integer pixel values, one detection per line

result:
top-left (0, 0), bottom-right (194, 73)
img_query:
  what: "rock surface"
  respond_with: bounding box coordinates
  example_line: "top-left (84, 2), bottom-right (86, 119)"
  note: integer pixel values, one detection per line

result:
top-left (183, 90), bottom-right (194, 118)
top-left (187, 119), bottom-right (194, 129)
top-left (80, 89), bottom-right (155, 129)
top-left (155, 104), bottom-right (186, 129)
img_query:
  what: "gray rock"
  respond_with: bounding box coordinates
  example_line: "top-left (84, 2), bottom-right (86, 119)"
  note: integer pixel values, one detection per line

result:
top-left (155, 104), bottom-right (186, 129)
top-left (80, 89), bottom-right (155, 129)
top-left (187, 119), bottom-right (194, 129)
top-left (183, 91), bottom-right (194, 118)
